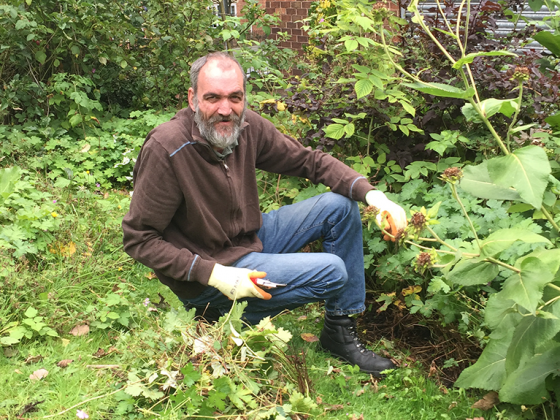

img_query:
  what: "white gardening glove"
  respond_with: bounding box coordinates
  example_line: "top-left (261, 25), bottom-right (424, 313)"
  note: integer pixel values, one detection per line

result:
top-left (365, 190), bottom-right (407, 242)
top-left (207, 264), bottom-right (272, 300)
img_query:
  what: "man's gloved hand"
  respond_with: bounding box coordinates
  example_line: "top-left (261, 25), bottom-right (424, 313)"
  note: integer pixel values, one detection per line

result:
top-left (208, 264), bottom-right (272, 300)
top-left (365, 190), bottom-right (407, 242)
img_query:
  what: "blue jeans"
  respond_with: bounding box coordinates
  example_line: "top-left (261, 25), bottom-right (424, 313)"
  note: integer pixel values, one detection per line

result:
top-left (181, 193), bottom-right (366, 324)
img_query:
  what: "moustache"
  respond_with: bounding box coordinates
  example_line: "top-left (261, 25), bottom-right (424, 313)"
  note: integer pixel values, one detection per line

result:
top-left (207, 114), bottom-right (240, 124)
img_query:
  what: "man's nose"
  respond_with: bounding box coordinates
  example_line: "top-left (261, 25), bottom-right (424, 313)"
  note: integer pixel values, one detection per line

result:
top-left (217, 99), bottom-right (232, 116)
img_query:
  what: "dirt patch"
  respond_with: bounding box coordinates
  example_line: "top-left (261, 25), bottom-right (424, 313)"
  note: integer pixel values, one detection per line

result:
top-left (358, 297), bottom-right (482, 387)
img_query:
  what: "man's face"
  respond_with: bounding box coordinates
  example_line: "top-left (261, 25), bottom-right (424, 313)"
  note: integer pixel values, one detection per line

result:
top-left (188, 59), bottom-right (246, 150)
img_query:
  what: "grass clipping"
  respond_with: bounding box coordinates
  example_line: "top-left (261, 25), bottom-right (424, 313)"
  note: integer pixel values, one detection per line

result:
top-left (118, 302), bottom-right (318, 418)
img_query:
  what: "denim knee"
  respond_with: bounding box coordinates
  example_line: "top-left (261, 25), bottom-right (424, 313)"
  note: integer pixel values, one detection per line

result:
top-left (321, 192), bottom-right (361, 221)
top-left (321, 254), bottom-right (348, 297)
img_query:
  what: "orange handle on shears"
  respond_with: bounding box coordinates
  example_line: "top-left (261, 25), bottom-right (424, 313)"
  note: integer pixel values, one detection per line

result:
top-left (381, 211), bottom-right (398, 242)
top-left (249, 272), bottom-right (272, 300)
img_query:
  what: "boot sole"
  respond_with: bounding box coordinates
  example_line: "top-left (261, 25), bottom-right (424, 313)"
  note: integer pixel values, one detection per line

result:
top-left (318, 342), bottom-right (392, 378)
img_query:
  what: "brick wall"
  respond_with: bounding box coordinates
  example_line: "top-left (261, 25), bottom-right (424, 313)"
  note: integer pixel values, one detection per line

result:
top-left (236, 0), bottom-right (311, 52)
top-left (235, 1), bottom-right (400, 52)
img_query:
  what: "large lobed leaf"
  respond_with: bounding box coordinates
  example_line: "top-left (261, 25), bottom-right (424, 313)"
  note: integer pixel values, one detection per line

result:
top-left (0, 166), bottom-right (22, 201)
top-left (488, 146), bottom-right (551, 209)
top-left (402, 82), bottom-right (475, 99)
top-left (459, 161), bottom-right (520, 201)
top-left (455, 330), bottom-right (512, 390)
top-left (498, 257), bottom-right (556, 313)
top-left (480, 229), bottom-right (550, 258)
top-left (500, 345), bottom-right (560, 404)
top-left (505, 300), bottom-right (560, 375)
top-left (446, 258), bottom-right (499, 286)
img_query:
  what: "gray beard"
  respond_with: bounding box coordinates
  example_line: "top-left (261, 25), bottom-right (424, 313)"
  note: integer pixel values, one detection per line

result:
top-left (194, 104), bottom-right (245, 150)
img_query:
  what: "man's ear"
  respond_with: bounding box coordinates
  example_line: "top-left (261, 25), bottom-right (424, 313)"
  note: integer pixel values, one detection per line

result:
top-left (187, 87), bottom-right (195, 111)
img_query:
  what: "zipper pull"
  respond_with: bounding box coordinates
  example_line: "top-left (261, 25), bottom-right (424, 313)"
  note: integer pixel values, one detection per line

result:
top-left (223, 162), bottom-right (229, 170)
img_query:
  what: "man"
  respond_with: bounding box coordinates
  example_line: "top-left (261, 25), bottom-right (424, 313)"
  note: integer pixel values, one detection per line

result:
top-left (122, 52), bottom-right (407, 377)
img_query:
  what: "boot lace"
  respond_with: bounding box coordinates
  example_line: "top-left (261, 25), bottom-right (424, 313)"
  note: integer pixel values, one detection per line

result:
top-left (347, 323), bottom-right (372, 355)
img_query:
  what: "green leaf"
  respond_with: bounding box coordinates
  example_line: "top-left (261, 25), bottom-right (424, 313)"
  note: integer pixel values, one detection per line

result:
top-left (452, 51), bottom-right (516, 69)
top-left (462, 99), bottom-right (518, 122)
top-left (35, 50), bottom-right (46, 64)
top-left (534, 31), bottom-right (560, 57)
top-left (485, 295), bottom-right (522, 339)
top-left (355, 79), bottom-right (374, 99)
top-left (181, 363), bottom-right (202, 387)
top-left (0, 166), bottom-right (22, 200)
top-left (400, 100), bottom-right (416, 116)
top-left (487, 146), bottom-right (551, 209)
top-left (499, 257), bottom-right (555, 313)
top-left (545, 111), bottom-right (560, 129)
top-left (446, 259), bottom-right (499, 286)
top-left (528, 0), bottom-right (545, 12)
top-left (455, 329), bottom-right (513, 390)
top-left (402, 82), bottom-right (475, 99)
top-left (344, 39), bottom-right (358, 51)
top-left (505, 300), bottom-right (560, 375)
top-left (510, 123), bottom-right (537, 133)
top-left (324, 123), bottom-right (345, 140)
top-left (368, 75), bottom-right (383, 90)
top-left (24, 307), bottom-right (38, 318)
top-left (480, 229), bottom-right (550, 257)
top-left (507, 203), bottom-right (533, 213)
top-left (124, 383), bottom-right (144, 397)
top-left (344, 123), bottom-right (355, 138)
top-left (460, 161), bottom-right (520, 201)
top-left (69, 114), bottom-right (83, 127)
top-left (500, 345), bottom-right (560, 404)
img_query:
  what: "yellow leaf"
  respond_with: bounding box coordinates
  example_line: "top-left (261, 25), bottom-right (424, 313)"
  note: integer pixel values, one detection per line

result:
top-left (394, 299), bottom-right (406, 310)
top-left (80, 143), bottom-right (91, 153)
top-left (277, 101), bottom-right (286, 111)
top-left (60, 242), bottom-right (76, 257)
top-left (401, 285), bottom-right (422, 296)
top-left (300, 333), bottom-right (319, 343)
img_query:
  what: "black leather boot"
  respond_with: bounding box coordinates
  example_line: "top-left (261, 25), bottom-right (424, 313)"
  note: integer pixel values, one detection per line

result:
top-left (319, 314), bottom-right (396, 377)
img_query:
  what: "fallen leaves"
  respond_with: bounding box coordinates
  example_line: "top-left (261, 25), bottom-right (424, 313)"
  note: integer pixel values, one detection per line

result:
top-left (69, 324), bottom-right (90, 336)
top-left (472, 391), bottom-right (500, 411)
top-left (300, 333), bottom-right (319, 343)
top-left (29, 368), bottom-right (48, 381)
top-left (57, 359), bottom-right (74, 368)
top-left (93, 346), bottom-right (117, 358)
top-left (25, 355), bottom-right (43, 364)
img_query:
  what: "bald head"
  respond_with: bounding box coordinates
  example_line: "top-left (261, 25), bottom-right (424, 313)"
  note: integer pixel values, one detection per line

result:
top-left (190, 52), bottom-right (246, 96)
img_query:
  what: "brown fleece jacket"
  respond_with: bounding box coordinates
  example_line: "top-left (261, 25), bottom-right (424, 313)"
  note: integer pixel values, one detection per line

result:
top-left (122, 107), bottom-right (374, 299)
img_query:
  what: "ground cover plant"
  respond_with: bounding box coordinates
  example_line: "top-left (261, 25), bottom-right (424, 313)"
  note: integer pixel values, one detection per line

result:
top-left (1, 0), bottom-right (560, 418)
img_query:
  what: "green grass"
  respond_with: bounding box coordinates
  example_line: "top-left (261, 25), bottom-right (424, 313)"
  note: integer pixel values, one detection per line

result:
top-left (0, 184), bottom-right (554, 420)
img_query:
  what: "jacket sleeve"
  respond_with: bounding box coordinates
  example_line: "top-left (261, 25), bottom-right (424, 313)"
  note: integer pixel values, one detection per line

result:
top-left (253, 115), bottom-right (374, 202)
top-left (122, 137), bottom-right (215, 285)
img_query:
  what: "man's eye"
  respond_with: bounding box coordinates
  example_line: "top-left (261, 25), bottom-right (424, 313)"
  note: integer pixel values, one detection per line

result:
top-left (230, 96), bottom-right (243, 103)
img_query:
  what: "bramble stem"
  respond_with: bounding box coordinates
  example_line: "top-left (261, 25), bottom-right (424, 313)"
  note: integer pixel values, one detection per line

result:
top-left (541, 206), bottom-right (560, 233)
top-left (450, 183), bottom-right (481, 246)
top-left (484, 257), bottom-right (520, 273)
top-left (506, 81), bottom-right (524, 150)
top-left (425, 225), bottom-right (459, 252)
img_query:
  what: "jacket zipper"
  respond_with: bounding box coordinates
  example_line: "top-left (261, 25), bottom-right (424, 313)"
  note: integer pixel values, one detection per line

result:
top-left (221, 160), bottom-right (238, 237)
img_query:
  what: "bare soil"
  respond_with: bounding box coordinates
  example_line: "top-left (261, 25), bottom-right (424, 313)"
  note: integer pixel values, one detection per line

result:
top-left (358, 296), bottom-right (482, 388)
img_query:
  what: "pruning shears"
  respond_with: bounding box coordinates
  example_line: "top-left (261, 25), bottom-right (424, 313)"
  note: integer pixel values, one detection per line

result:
top-left (250, 275), bottom-right (287, 289)
top-left (381, 211), bottom-right (398, 242)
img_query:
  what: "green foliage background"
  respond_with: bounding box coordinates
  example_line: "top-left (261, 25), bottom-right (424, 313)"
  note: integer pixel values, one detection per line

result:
top-left (1, 0), bottom-right (560, 417)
